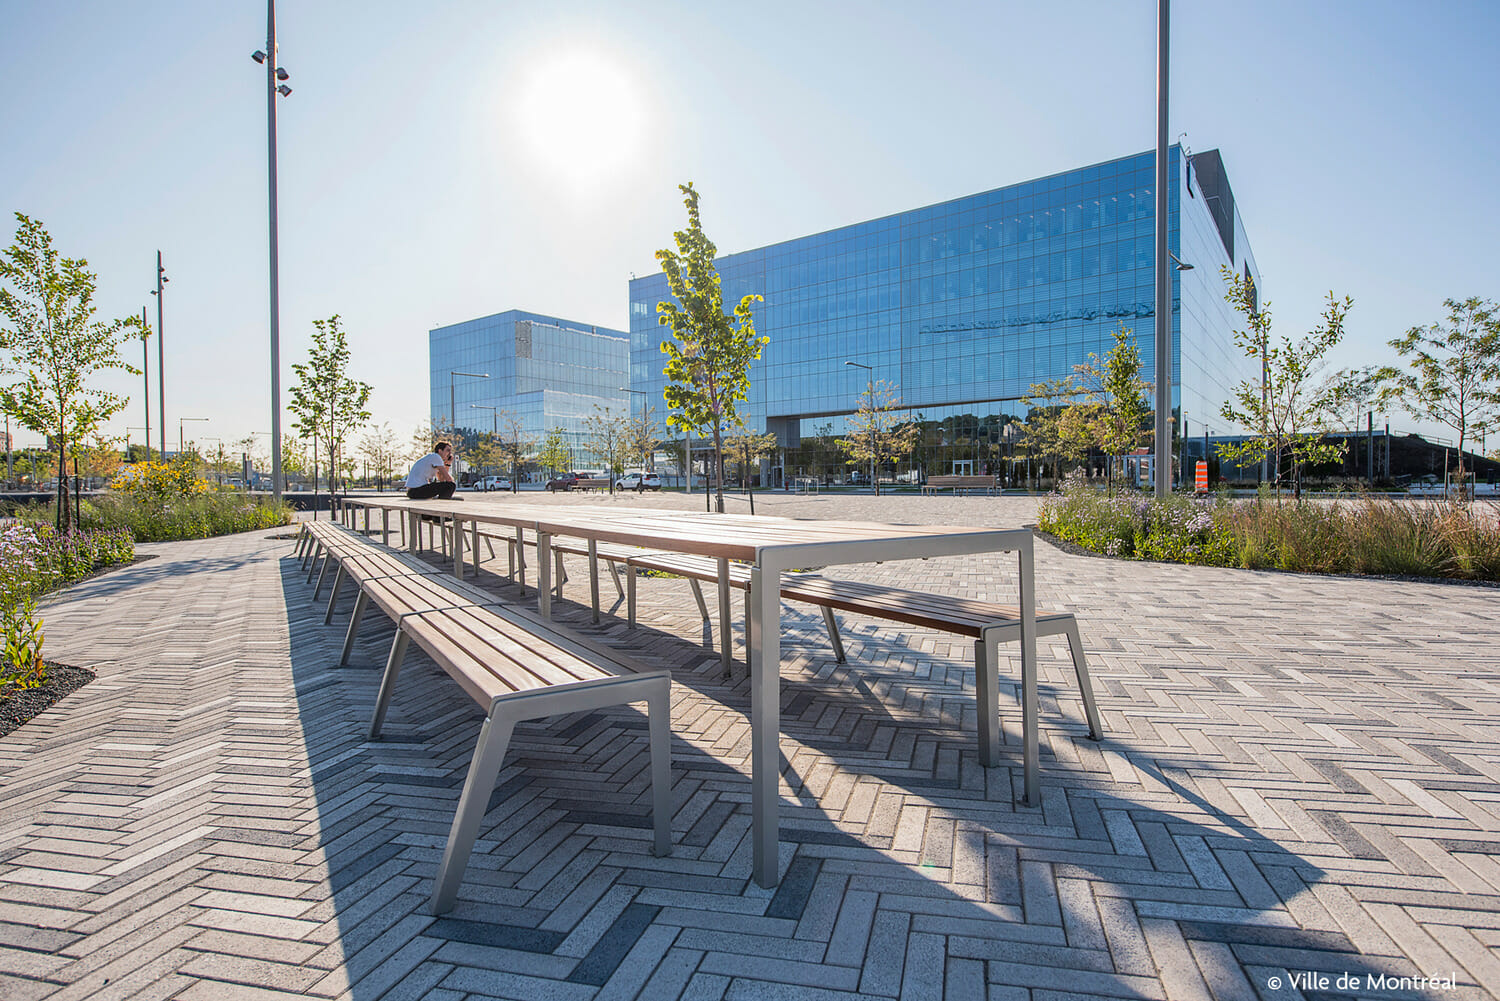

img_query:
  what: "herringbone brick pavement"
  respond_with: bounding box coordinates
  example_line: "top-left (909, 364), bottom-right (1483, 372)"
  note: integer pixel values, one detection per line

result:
top-left (1, 494), bottom-right (1497, 1001)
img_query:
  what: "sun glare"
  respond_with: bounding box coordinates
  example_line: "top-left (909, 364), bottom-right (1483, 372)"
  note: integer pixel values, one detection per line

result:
top-left (513, 49), bottom-right (643, 188)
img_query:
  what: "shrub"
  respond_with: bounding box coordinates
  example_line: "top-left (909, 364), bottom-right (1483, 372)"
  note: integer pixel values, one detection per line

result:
top-left (1041, 481), bottom-right (1500, 582)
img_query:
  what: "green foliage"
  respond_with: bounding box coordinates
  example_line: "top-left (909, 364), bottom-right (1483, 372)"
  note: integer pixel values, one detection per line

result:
top-left (537, 427), bottom-right (572, 474)
top-left (625, 405), bottom-right (661, 471)
top-left (1217, 270), bottom-right (1351, 498)
top-left (725, 430), bottom-right (778, 487)
top-left (837, 380), bottom-right (919, 494)
top-left (78, 493), bottom-right (293, 542)
top-left (1041, 477), bottom-right (1500, 581)
top-left (1377, 297), bottom-right (1500, 484)
top-left (583, 406), bottom-right (630, 485)
top-left (0, 213), bottom-right (140, 532)
top-left (111, 456), bottom-right (212, 503)
top-left (656, 182), bottom-right (768, 513)
top-left (0, 594), bottom-right (45, 698)
top-left (1066, 324), bottom-right (1153, 492)
top-left (288, 315), bottom-right (373, 495)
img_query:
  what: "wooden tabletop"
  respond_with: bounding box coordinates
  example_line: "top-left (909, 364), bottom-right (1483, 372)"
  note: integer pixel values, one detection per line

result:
top-left (348, 496), bottom-right (1029, 563)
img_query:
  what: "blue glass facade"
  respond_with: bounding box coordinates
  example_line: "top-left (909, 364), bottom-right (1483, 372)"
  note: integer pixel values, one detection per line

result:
top-left (428, 310), bottom-right (628, 458)
top-left (628, 148), bottom-right (1259, 475)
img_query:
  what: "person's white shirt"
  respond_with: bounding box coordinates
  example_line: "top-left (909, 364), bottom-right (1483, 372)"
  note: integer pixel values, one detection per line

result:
top-left (405, 452), bottom-right (447, 490)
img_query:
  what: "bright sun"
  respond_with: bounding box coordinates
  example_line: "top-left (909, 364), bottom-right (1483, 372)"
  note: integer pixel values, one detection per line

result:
top-left (513, 49), bottom-right (644, 188)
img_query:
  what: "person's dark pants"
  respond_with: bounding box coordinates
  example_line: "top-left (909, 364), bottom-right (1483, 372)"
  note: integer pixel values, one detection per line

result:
top-left (407, 481), bottom-right (456, 500)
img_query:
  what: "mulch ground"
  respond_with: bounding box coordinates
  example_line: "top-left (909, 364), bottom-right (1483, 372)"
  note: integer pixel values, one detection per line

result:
top-left (0, 664), bottom-right (95, 737)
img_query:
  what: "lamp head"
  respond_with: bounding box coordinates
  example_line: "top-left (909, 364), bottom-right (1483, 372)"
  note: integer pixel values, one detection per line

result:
top-left (276, 67), bottom-right (289, 81)
top-left (252, 50), bottom-right (267, 64)
top-left (277, 84), bottom-right (292, 97)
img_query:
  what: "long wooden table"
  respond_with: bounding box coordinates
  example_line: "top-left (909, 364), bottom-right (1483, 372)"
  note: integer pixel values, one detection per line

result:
top-left (337, 496), bottom-right (1039, 888)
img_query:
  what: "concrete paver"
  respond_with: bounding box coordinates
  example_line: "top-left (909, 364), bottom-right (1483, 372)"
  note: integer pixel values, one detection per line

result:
top-left (0, 492), bottom-right (1496, 999)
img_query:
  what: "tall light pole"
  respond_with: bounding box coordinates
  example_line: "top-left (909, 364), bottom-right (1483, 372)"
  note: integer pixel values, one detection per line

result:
top-left (1152, 0), bottom-right (1171, 498)
top-left (448, 370), bottom-right (489, 483)
top-left (151, 254), bottom-right (169, 458)
top-left (845, 361), bottom-right (876, 491)
top-left (621, 387), bottom-right (651, 471)
top-left (253, 1), bottom-right (292, 502)
top-left (471, 404), bottom-right (498, 489)
top-left (179, 417), bottom-right (208, 455)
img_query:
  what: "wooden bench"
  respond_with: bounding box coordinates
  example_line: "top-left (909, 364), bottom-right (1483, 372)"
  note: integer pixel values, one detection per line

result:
top-left (294, 521), bottom-right (673, 915)
top-left (922, 474), bottom-right (999, 495)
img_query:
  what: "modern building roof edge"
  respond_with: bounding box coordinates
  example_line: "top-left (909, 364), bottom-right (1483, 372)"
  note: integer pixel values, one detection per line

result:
top-left (630, 145), bottom-right (1213, 283)
top-left (429, 308), bottom-right (628, 340)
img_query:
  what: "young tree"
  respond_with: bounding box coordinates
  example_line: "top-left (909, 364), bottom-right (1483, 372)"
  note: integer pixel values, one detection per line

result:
top-left (0, 213), bottom-right (139, 530)
top-left (656, 182), bottom-right (768, 513)
top-left (837, 379), bottom-right (920, 495)
top-left (725, 429), bottom-right (778, 490)
top-left (1018, 376), bottom-right (1085, 489)
top-left (75, 435), bottom-right (123, 483)
top-left (625, 404), bottom-right (661, 472)
top-left (288, 315), bottom-right (372, 503)
top-left (493, 411), bottom-right (531, 491)
top-left (1217, 270), bottom-right (1350, 499)
top-left (1067, 324), bottom-right (1153, 493)
top-left (537, 426), bottom-right (572, 476)
top-left (357, 421), bottom-right (405, 490)
top-left (583, 406), bottom-right (630, 493)
top-left (1378, 297), bottom-right (1500, 489)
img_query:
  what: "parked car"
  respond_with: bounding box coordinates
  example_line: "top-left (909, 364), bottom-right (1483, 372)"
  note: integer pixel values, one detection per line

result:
top-left (616, 471), bottom-right (662, 492)
top-left (545, 472), bottom-right (580, 492)
top-left (483, 475), bottom-right (512, 491)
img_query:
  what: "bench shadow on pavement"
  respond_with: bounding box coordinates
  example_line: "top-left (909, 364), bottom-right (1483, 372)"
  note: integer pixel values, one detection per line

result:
top-left (280, 544), bottom-right (1447, 1001)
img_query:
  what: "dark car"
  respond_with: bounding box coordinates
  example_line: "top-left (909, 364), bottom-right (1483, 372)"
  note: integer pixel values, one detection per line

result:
top-left (545, 472), bottom-right (580, 492)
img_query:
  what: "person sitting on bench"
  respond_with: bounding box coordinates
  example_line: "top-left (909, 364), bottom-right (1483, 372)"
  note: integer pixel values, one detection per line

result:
top-left (406, 440), bottom-right (459, 500)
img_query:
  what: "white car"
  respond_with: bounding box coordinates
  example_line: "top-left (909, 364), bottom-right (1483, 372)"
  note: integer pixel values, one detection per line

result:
top-left (615, 472), bottom-right (661, 492)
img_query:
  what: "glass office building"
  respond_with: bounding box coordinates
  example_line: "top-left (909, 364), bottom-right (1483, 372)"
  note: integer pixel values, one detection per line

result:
top-left (628, 147), bottom-right (1259, 481)
top-left (428, 310), bottom-right (628, 463)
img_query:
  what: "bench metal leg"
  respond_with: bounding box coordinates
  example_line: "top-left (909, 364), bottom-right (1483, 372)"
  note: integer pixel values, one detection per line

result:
top-left (687, 579), bottom-right (710, 624)
top-left (368, 631), bottom-right (410, 740)
top-left (324, 565), bottom-right (347, 624)
top-left (338, 591), bottom-right (369, 667)
top-left (554, 550), bottom-right (565, 600)
top-left (975, 634), bottom-right (1000, 768)
top-left (301, 538), bottom-right (318, 572)
top-left (606, 560), bottom-right (624, 598)
top-left (472, 521), bottom-right (481, 578)
top-left (382, 509), bottom-right (390, 547)
top-left (820, 606), bottom-right (846, 664)
top-left (626, 566), bottom-right (637, 627)
top-left (514, 527), bottom-right (527, 593)
top-left (648, 685), bottom-right (672, 858)
top-left (431, 708), bottom-right (517, 915)
top-left (717, 558), bottom-right (732, 677)
top-left (313, 550), bottom-right (333, 599)
top-left (294, 525), bottom-right (309, 558)
top-left (538, 533), bottom-right (552, 619)
top-left (588, 540), bottom-right (600, 624)
top-left (1062, 618), bottom-right (1104, 740)
top-left (452, 517), bottom-right (465, 580)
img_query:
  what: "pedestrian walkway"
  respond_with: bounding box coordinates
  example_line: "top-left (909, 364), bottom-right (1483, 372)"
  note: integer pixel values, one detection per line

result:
top-left (1, 500), bottom-right (1497, 1000)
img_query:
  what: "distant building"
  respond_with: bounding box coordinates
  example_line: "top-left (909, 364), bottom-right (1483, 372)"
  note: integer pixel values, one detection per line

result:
top-left (630, 147), bottom-right (1260, 485)
top-left (428, 310), bottom-right (628, 467)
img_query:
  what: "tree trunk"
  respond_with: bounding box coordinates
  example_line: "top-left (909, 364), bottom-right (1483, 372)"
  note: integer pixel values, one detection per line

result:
top-left (56, 428), bottom-right (69, 533)
top-left (712, 426), bottom-right (725, 514)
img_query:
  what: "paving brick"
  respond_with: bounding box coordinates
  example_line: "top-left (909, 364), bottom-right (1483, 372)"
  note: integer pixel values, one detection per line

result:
top-left (0, 501), bottom-right (1495, 1001)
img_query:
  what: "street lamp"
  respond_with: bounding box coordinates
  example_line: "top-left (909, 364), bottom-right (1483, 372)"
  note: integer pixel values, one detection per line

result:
top-left (126, 427), bottom-right (148, 463)
top-left (620, 387), bottom-right (651, 472)
top-left (201, 437), bottom-right (223, 485)
top-left (252, 1), bottom-right (293, 502)
top-left (448, 370), bottom-right (489, 482)
top-left (845, 361), bottom-right (876, 492)
top-left (150, 254), bottom-right (169, 459)
top-left (179, 417), bottom-right (208, 455)
top-left (471, 404), bottom-right (498, 490)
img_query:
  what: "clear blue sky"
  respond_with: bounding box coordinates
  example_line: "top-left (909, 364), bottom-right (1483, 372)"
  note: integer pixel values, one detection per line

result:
top-left (4, 1), bottom-right (1497, 453)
